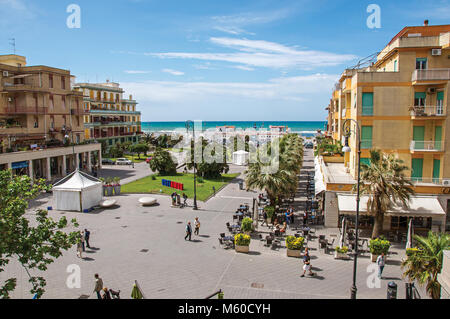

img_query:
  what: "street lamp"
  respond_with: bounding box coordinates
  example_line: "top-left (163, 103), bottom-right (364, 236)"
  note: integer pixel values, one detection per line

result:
top-left (185, 120), bottom-right (198, 210)
top-left (342, 119), bottom-right (361, 300)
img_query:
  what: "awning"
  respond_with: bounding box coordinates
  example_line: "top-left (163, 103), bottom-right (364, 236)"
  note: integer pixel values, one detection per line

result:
top-left (337, 194), bottom-right (445, 218)
top-left (314, 156), bottom-right (326, 195)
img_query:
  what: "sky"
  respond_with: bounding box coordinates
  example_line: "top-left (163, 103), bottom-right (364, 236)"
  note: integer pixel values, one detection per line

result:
top-left (1, 0), bottom-right (450, 122)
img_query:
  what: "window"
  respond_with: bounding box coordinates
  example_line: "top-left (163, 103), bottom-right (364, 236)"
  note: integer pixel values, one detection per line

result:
top-left (62, 96), bottom-right (66, 108)
top-left (414, 92), bottom-right (426, 107)
top-left (49, 74), bottom-right (53, 88)
top-left (416, 58), bottom-right (427, 70)
top-left (61, 76), bottom-right (66, 89)
top-left (411, 158), bottom-right (423, 181)
top-left (413, 126), bottom-right (425, 149)
top-left (433, 159), bottom-right (441, 183)
top-left (437, 91), bottom-right (444, 115)
top-left (49, 95), bottom-right (54, 108)
top-left (34, 116), bottom-right (39, 128)
top-left (361, 126), bottom-right (372, 149)
top-left (362, 93), bottom-right (373, 115)
top-left (33, 93), bottom-right (38, 107)
top-left (394, 60), bottom-right (398, 72)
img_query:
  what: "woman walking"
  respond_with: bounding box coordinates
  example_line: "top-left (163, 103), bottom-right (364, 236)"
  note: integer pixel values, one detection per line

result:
top-left (194, 217), bottom-right (200, 236)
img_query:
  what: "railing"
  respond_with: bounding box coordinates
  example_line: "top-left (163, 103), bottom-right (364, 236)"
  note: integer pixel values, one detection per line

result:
top-left (412, 68), bottom-right (450, 82)
top-left (407, 177), bottom-right (448, 186)
top-left (410, 140), bottom-right (443, 152)
top-left (410, 105), bottom-right (445, 117)
top-left (5, 106), bottom-right (47, 114)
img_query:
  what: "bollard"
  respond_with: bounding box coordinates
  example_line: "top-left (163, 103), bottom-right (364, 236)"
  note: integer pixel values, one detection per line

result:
top-left (387, 281), bottom-right (397, 299)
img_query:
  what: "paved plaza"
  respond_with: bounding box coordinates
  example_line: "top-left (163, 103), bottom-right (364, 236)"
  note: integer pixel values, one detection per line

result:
top-left (3, 150), bottom-right (427, 299)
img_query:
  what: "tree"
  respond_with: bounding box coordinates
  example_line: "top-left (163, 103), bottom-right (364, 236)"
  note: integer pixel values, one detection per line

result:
top-left (148, 148), bottom-right (177, 175)
top-left (357, 149), bottom-right (414, 239)
top-left (401, 231), bottom-right (450, 299)
top-left (186, 138), bottom-right (229, 179)
top-left (0, 170), bottom-right (79, 299)
top-left (132, 143), bottom-right (149, 159)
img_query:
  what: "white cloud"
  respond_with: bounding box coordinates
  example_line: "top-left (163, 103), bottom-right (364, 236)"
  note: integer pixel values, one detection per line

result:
top-left (147, 37), bottom-right (357, 69)
top-left (124, 70), bottom-right (151, 74)
top-left (233, 65), bottom-right (255, 71)
top-left (0, 0), bottom-right (35, 26)
top-left (162, 68), bottom-right (185, 76)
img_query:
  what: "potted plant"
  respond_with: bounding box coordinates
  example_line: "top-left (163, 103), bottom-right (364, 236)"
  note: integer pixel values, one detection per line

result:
top-left (286, 235), bottom-right (304, 258)
top-left (264, 206), bottom-right (275, 225)
top-left (105, 177), bottom-right (114, 196)
top-left (99, 177), bottom-right (107, 196)
top-left (369, 237), bottom-right (391, 262)
top-left (240, 217), bottom-right (253, 234)
top-left (334, 246), bottom-right (349, 259)
top-left (113, 177), bottom-right (121, 195)
top-left (234, 233), bottom-right (250, 253)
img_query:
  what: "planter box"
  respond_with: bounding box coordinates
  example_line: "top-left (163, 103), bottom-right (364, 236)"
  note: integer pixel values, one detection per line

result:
top-left (105, 186), bottom-right (114, 196)
top-left (334, 251), bottom-right (349, 259)
top-left (235, 245), bottom-right (249, 253)
top-left (114, 185), bottom-right (121, 195)
top-left (287, 249), bottom-right (301, 258)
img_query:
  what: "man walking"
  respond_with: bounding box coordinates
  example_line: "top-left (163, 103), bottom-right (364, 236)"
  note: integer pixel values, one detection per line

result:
top-left (194, 217), bottom-right (200, 236)
top-left (377, 252), bottom-right (386, 279)
top-left (80, 231), bottom-right (86, 252)
top-left (93, 274), bottom-right (103, 299)
top-left (84, 229), bottom-right (91, 248)
top-left (182, 193), bottom-right (188, 207)
top-left (184, 222), bottom-right (192, 241)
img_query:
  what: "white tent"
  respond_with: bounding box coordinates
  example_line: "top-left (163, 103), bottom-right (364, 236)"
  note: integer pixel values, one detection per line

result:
top-left (52, 170), bottom-right (103, 212)
top-left (232, 150), bottom-right (249, 166)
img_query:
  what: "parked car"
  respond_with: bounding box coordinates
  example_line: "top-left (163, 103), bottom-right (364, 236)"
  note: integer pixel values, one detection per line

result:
top-left (102, 158), bottom-right (116, 165)
top-left (116, 158), bottom-right (132, 165)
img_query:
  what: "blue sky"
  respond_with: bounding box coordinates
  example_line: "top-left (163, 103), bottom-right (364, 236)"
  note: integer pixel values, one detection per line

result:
top-left (1, 0), bottom-right (449, 121)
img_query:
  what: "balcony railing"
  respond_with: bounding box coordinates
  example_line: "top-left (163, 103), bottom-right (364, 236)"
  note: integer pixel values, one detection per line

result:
top-left (410, 140), bottom-right (443, 152)
top-left (410, 105), bottom-right (445, 117)
top-left (5, 106), bottom-right (47, 115)
top-left (412, 68), bottom-right (450, 82)
top-left (407, 177), bottom-right (448, 186)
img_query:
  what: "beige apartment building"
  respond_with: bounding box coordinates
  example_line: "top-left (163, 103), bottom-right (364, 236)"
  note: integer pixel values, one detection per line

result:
top-left (0, 54), bottom-right (101, 181)
top-left (321, 23), bottom-right (450, 233)
top-left (73, 82), bottom-right (142, 149)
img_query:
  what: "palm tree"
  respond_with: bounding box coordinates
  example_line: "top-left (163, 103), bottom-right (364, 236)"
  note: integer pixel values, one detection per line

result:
top-left (357, 150), bottom-right (414, 239)
top-left (401, 231), bottom-right (450, 299)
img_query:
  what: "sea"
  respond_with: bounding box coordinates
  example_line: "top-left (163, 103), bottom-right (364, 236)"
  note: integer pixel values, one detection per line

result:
top-left (141, 121), bottom-right (326, 138)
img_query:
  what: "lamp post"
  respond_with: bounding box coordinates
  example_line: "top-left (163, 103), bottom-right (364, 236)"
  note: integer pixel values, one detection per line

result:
top-left (342, 119), bottom-right (361, 300)
top-left (185, 120), bottom-right (198, 210)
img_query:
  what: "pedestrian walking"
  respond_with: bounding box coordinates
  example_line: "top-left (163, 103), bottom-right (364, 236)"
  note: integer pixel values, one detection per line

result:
top-left (301, 249), bottom-right (314, 277)
top-left (93, 274), bottom-right (103, 299)
top-left (303, 211), bottom-right (308, 225)
top-left (184, 222), bottom-right (192, 241)
top-left (377, 252), bottom-right (386, 279)
top-left (194, 217), bottom-right (200, 235)
top-left (76, 241), bottom-right (83, 258)
top-left (285, 211), bottom-right (290, 228)
top-left (261, 210), bottom-right (268, 226)
top-left (171, 192), bottom-right (177, 206)
top-left (84, 229), bottom-right (91, 248)
top-left (212, 186), bottom-right (216, 196)
top-left (80, 231), bottom-right (85, 252)
top-left (182, 193), bottom-right (188, 207)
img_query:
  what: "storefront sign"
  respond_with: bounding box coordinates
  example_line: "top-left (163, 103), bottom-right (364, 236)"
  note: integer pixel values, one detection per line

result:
top-left (11, 161), bottom-right (29, 169)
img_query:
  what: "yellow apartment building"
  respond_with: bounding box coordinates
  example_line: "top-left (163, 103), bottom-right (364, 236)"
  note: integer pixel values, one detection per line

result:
top-left (321, 23), bottom-right (450, 234)
top-left (73, 82), bottom-right (142, 149)
top-left (0, 55), bottom-right (101, 181)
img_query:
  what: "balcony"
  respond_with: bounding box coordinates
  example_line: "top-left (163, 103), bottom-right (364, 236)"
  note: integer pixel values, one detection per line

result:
top-left (70, 109), bottom-right (87, 116)
top-left (410, 140), bottom-right (443, 152)
top-left (410, 105), bottom-right (446, 118)
top-left (4, 106), bottom-right (47, 115)
top-left (412, 69), bottom-right (450, 82)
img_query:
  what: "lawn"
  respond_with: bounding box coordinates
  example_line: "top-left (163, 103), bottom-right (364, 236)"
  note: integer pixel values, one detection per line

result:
top-left (121, 173), bottom-right (240, 201)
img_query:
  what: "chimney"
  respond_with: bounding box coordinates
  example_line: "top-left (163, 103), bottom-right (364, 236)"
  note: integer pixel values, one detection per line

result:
top-left (424, 19), bottom-right (429, 26)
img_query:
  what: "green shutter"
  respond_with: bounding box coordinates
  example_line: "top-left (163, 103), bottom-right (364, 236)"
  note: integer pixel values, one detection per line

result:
top-left (411, 158), bottom-right (423, 181)
top-left (360, 158), bottom-right (371, 166)
top-left (361, 126), bottom-right (372, 149)
top-left (435, 126), bottom-right (442, 150)
top-left (394, 60), bottom-right (397, 71)
top-left (362, 93), bottom-right (374, 115)
top-left (413, 126), bottom-right (425, 150)
top-left (414, 92), bottom-right (426, 99)
top-left (433, 159), bottom-right (441, 183)
top-left (437, 91), bottom-right (444, 101)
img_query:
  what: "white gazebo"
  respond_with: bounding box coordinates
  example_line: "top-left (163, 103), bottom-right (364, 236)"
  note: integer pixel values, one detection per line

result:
top-left (52, 170), bottom-right (103, 212)
top-left (232, 150), bottom-right (249, 166)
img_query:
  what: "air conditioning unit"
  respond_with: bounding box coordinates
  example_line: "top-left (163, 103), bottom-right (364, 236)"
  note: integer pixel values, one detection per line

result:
top-left (2, 71), bottom-right (8, 77)
top-left (443, 179), bottom-right (450, 186)
top-left (7, 97), bottom-right (13, 102)
top-left (427, 87), bottom-right (437, 94)
top-left (431, 49), bottom-right (442, 56)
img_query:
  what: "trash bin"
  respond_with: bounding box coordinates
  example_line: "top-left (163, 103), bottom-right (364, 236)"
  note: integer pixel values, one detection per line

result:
top-left (387, 281), bottom-right (397, 299)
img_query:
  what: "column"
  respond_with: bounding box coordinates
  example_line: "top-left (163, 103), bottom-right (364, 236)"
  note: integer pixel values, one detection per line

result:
top-left (7, 162), bottom-right (12, 169)
top-left (87, 152), bottom-right (92, 171)
top-left (28, 160), bottom-right (34, 182)
top-left (75, 153), bottom-right (80, 171)
top-left (62, 155), bottom-right (67, 175)
top-left (46, 157), bottom-right (51, 181)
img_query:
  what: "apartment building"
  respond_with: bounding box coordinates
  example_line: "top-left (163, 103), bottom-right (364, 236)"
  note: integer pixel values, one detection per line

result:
top-left (73, 81), bottom-right (142, 148)
top-left (321, 22), bottom-right (450, 232)
top-left (0, 55), bottom-right (101, 181)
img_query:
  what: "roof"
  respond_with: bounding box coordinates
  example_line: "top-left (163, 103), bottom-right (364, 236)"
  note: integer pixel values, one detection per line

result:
top-left (387, 24), bottom-right (450, 46)
top-left (337, 194), bottom-right (445, 217)
top-left (52, 169), bottom-right (101, 191)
